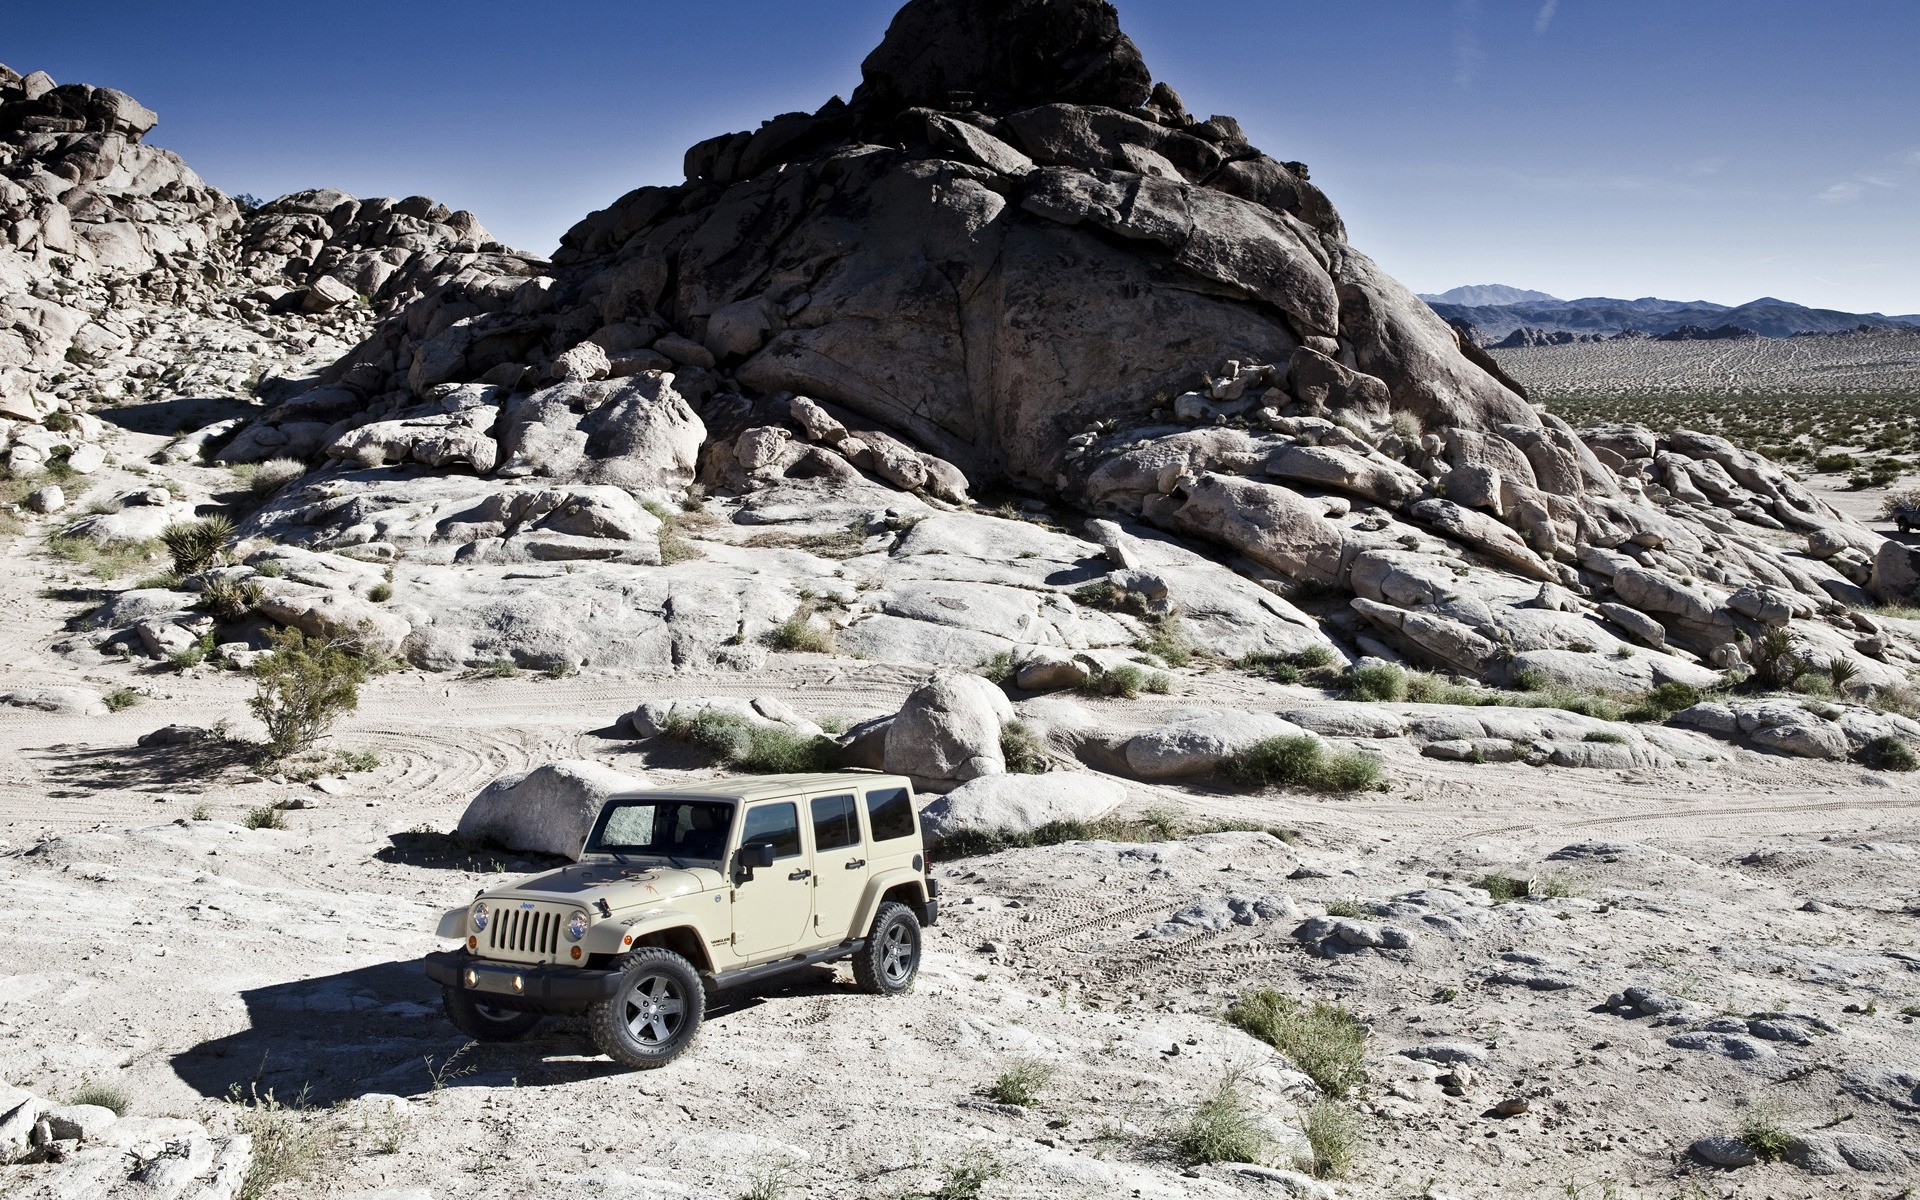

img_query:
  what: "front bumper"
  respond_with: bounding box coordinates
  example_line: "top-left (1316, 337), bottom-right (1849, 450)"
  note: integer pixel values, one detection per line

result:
top-left (424, 950), bottom-right (621, 1012)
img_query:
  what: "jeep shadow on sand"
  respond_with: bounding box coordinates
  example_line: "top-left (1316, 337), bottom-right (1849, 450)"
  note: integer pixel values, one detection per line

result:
top-left (424, 772), bottom-right (938, 1068)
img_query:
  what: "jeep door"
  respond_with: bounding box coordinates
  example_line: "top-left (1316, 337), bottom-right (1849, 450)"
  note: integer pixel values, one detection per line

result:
top-left (807, 790), bottom-right (867, 940)
top-left (729, 799), bottom-right (813, 961)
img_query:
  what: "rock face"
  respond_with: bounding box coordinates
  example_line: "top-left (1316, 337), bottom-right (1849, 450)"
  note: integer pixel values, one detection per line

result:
top-left (918, 770), bottom-right (1128, 839)
top-left (457, 761), bottom-right (650, 859)
top-left (884, 673), bottom-right (1015, 782)
top-left (38, 3), bottom-right (1912, 692)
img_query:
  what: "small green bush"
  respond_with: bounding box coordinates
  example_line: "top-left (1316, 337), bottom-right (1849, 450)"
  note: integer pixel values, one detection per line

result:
top-left (250, 628), bottom-right (369, 759)
top-left (249, 457), bottom-right (307, 498)
top-left (199, 577), bottom-right (265, 622)
top-left (1226, 989), bottom-right (1369, 1098)
top-left (1167, 1076), bottom-right (1268, 1165)
top-left (1736, 1106), bottom-right (1795, 1163)
top-left (46, 534), bottom-right (162, 579)
top-left (368, 582), bottom-right (393, 603)
top-left (1582, 730), bottom-right (1627, 745)
top-left (1133, 613), bottom-right (1193, 668)
top-left (1324, 898), bottom-right (1370, 919)
top-left (69, 1080), bottom-right (131, 1116)
top-left (1302, 1100), bottom-right (1361, 1179)
top-left (1342, 663), bottom-right (1408, 703)
top-left (1221, 735), bottom-right (1383, 793)
top-left (464, 659), bottom-right (521, 680)
top-left (999, 720), bottom-right (1051, 774)
top-left (103, 687), bottom-right (141, 712)
top-left (244, 806), bottom-right (288, 830)
top-left (1624, 681), bottom-right (1704, 722)
top-left (986, 1057), bottom-right (1054, 1107)
top-left (974, 650), bottom-right (1016, 685)
top-left (160, 516), bottom-right (234, 575)
top-left (771, 609), bottom-right (835, 654)
top-left (1081, 664), bottom-right (1148, 699)
top-left (1862, 735), bottom-right (1918, 772)
top-left (666, 710), bottom-right (841, 774)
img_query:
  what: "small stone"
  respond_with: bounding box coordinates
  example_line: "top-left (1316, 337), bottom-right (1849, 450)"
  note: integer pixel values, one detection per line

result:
top-left (1691, 1134), bottom-right (1758, 1168)
top-left (1491, 1097), bottom-right (1529, 1117)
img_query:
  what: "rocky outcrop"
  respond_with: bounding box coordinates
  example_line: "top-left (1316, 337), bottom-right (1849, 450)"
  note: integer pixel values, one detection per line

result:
top-left (57, 1), bottom-right (1911, 690)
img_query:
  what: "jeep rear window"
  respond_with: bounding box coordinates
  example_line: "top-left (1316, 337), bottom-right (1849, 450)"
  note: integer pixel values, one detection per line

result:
top-left (865, 787), bottom-right (916, 843)
top-left (811, 793), bottom-right (861, 851)
top-left (588, 799), bottom-right (734, 861)
top-left (740, 802), bottom-right (802, 859)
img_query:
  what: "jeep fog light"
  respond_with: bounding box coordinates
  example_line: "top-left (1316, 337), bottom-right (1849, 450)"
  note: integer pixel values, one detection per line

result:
top-left (511, 975), bottom-right (524, 993)
top-left (463, 968), bottom-right (478, 987)
top-left (471, 902), bottom-right (490, 933)
top-left (565, 911), bottom-right (588, 942)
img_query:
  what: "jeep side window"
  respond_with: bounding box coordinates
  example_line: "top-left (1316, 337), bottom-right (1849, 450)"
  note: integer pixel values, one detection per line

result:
top-left (864, 787), bottom-right (916, 843)
top-left (811, 793), bottom-right (861, 851)
top-left (739, 802), bottom-right (802, 859)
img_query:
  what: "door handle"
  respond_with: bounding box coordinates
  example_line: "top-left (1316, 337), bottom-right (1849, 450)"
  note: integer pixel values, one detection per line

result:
top-left (788, 869), bottom-right (811, 881)
top-left (845, 859), bottom-right (866, 869)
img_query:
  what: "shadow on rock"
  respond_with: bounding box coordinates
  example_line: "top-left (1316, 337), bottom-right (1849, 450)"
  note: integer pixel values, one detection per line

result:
top-left (97, 394), bottom-right (258, 436)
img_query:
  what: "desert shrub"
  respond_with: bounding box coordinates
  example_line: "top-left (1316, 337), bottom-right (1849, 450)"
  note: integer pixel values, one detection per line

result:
top-left (1815, 452), bottom-right (1860, 473)
top-left (1476, 874), bottom-right (1528, 902)
top-left (368, 582), bottom-right (393, 603)
top-left (665, 710), bottom-right (841, 774)
top-left (1221, 735), bottom-right (1383, 793)
top-left (1167, 1075), bottom-right (1268, 1165)
top-left (160, 515), bottom-right (234, 575)
top-left (231, 1084), bottom-right (327, 1200)
top-left (927, 812), bottom-right (1294, 859)
top-left (999, 720), bottom-right (1051, 774)
top-left (1324, 898), bottom-right (1370, 919)
top-left (249, 628), bottom-right (369, 759)
top-left (249, 457), bottom-right (308, 498)
top-left (463, 659), bottom-right (520, 680)
top-left (1879, 487), bottom-right (1920, 520)
top-left (167, 630), bottom-right (217, 671)
top-left (1342, 663), bottom-right (1408, 703)
top-left (1226, 989), bottom-right (1369, 1098)
top-left (1143, 670), bottom-right (1174, 694)
top-left (244, 806), bottom-right (287, 830)
top-left (1862, 735), bottom-right (1918, 772)
top-left (1071, 579), bottom-right (1123, 611)
top-left (103, 687), bottom-right (141, 712)
top-left (1868, 680), bottom-right (1920, 718)
top-left (1582, 730), bottom-right (1627, 744)
top-left (771, 608), bottom-right (835, 654)
top-left (911, 1159), bottom-right (997, 1200)
top-left (1624, 681), bottom-right (1704, 722)
top-left (1736, 1105), bottom-right (1795, 1163)
top-left (1302, 1100), bottom-right (1361, 1178)
top-left (1747, 628), bottom-right (1803, 691)
top-left (1133, 613), bottom-right (1193, 667)
top-left (1404, 671), bottom-right (1488, 705)
top-left (69, 1080), bottom-right (131, 1116)
top-left (974, 650), bottom-right (1016, 685)
top-left (1081, 664), bottom-right (1148, 699)
top-left (643, 500), bottom-right (705, 563)
top-left (199, 577), bottom-right (265, 622)
top-left (1237, 646), bottom-right (1341, 687)
top-left (46, 534), bottom-right (161, 579)
top-left (986, 1057), bottom-right (1054, 1107)
top-left (190, 802), bottom-right (212, 821)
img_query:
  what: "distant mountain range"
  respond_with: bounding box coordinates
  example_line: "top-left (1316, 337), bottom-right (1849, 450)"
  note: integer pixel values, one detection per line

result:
top-left (1419, 284), bottom-right (1920, 345)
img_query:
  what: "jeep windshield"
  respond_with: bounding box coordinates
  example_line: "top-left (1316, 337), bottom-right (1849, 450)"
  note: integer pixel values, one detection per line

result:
top-left (585, 798), bottom-right (735, 865)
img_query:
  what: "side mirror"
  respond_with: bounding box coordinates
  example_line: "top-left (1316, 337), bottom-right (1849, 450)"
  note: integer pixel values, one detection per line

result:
top-left (736, 842), bottom-right (776, 880)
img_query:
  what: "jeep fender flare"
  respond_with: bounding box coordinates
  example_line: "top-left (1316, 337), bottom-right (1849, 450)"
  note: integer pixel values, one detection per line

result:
top-left (851, 868), bottom-right (928, 935)
top-left (584, 914), bottom-right (717, 973)
top-left (435, 905), bottom-right (470, 939)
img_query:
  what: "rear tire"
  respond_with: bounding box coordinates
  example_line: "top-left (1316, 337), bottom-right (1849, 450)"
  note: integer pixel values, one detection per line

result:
top-left (587, 948), bottom-right (706, 1069)
top-left (852, 901), bottom-right (922, 995)
top-left (442, 987), bottom-right (544, 1042)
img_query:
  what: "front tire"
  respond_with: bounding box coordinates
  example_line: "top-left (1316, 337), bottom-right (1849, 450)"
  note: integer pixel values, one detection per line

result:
top-left (587, 948), bottom-right (706, 1069)
top-left (442, 987), bottom-right (544, 1042)
top-left (853, 901), bottom-right (922, 995)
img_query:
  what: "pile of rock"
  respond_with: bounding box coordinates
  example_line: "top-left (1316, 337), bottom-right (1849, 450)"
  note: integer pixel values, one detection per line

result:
top-left (192, 0), bottom-right (1916, 691)
top-left (0, 1079), bottom-right (251, 1193)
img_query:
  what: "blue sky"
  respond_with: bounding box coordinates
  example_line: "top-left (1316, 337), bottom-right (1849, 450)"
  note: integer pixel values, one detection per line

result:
top-left (9, 1), bottom-right (1919, 313)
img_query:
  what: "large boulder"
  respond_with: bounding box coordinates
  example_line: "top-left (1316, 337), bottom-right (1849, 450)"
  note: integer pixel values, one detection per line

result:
top-left (457, 761), bottom-right (650, 859)
top-left (918, 771), bottom-right (1128, 839)
top-left (1124, 707), bottom-right (1310, 779)
top-left (883, 673), bottom-right (1015, 782)
top-left (0, 686), bottom-right (108, 716)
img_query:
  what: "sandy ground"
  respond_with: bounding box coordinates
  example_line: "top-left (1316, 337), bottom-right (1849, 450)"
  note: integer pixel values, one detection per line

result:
top-left (3, 436), bottom-right (1919, 1199)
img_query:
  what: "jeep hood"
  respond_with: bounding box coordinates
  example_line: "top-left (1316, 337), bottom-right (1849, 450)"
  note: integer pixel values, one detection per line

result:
top-left (489, 862), bottom-right (721, 903)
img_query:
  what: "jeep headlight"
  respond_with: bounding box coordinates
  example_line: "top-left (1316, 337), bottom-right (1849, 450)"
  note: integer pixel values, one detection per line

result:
top-left (565, 911), bottom-right (589, 942)
top-left (471, 902), bottom-right (490, 933)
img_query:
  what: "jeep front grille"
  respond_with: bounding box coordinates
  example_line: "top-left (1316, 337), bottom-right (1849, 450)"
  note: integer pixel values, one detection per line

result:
top-left (484, 903), bottom-right (564, 963)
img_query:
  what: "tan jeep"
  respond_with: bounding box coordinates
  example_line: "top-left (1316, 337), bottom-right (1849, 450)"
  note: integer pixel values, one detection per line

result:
top-left (423, 772), bottom-right (938, 1068)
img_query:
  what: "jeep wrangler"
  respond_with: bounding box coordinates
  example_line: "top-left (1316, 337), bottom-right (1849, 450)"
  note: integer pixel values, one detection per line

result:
top-left (423, 772), bottom-right (938, 1068)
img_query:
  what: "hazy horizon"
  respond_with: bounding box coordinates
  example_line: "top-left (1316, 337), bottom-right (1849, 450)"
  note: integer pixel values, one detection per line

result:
top-left (9, 0), bottom-right (1918, 314)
